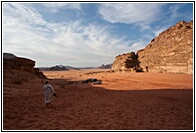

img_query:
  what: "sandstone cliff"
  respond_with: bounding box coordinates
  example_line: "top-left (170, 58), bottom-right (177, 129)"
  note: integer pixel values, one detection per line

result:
top-left (111, 20), bottom-right (193, 74)
top-left (137, 20), bottom-right (193, 74)
top-left (3, 53), bottom-right (47, 82)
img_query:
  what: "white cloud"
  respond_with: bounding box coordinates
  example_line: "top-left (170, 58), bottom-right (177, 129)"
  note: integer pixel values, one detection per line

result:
top-left (153, 27), bottom-right (168, 37)
top-left (3, 3), bottom-right (140, 67)
top-left (129, 41), bottom-right (146, 52)
top-left (136, 23), bottom-right (152, 31)
top-left (169, 4), bottom-right (181, 18)
top-left (11, 3), bottom-right (46, 25)
top-left (41, 3), bottom-right (82, 12)
top-left (99, 3), bottom-right (163, 24)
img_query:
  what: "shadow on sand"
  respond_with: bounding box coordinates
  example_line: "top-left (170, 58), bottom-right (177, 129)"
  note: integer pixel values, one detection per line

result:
top-left (3, 77), bottom-right (193, 130)
top-left (45, 78), bottom-right (193, 130)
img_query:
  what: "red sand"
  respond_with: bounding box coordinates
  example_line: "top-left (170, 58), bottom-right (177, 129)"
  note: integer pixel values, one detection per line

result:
top-left (3, 69), bottom-right (193, 130)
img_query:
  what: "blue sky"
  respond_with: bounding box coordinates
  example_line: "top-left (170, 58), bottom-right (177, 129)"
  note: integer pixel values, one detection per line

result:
top-left (2, 2), bottom-right (193, 67)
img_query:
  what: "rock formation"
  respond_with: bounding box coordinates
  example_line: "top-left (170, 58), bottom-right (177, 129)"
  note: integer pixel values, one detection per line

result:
top-left (3, 53), bottom-right (16, 59)
top-left (111, 20), bottom-right (193, 74)
top-left (137, 20), bottom-right (193, 74)
top-left (111, 52), bottom-right (142, 72)
top-left (49, 65), bottom-right (68, 71)
top-left (3, 53), bottom-right (47, 79)
top-left (99, 64), bottom-right (112, 69)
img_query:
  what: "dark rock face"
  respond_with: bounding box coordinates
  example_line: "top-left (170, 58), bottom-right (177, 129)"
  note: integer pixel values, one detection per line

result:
top-left (137, 20), bottom-right (193, 74)
top-left (111, 52), bottom-right (142, 72)
top-left (3, 53), bottom-right (47, 79)
top-left (3, 53), bottom-right (16, 59)
top-left (3, 57), bottom-right (35, 73)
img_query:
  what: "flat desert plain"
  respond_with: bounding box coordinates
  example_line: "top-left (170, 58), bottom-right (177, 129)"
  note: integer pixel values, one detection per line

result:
top-left (3, 69), bottom-right (193, 130)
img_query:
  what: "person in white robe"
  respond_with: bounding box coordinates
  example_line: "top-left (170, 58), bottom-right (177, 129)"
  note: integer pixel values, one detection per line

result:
top-left (42, 81), bottom-right (57, 107)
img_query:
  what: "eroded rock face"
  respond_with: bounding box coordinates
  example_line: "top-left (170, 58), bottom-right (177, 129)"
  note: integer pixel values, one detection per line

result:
top-left (111, 52), bottom-right (142, 72)
top-left (3, 57), bottom-right (35, 73)
top-left (3, 53), bottom-right (46, 79)
top-left (137, 20), bottom-right (193, 74)
top-left (111, 20), bottom-right (193, 74)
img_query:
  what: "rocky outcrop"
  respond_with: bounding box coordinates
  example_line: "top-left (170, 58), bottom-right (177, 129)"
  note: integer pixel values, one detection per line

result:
top-left (3, 53), bottom-right (16, 59)
top-left (49, 65), bottom-right (68, 71)
top-left (137, 20), bottom-right (193, 74)
top-left (111, 52), bottom-right (142, 72)
top-left (3, 53), bottom-right (46, 79)
top-left (99, 64), bottom-right (112, 69)
top-left (111, 20), bottom-right (193, 74)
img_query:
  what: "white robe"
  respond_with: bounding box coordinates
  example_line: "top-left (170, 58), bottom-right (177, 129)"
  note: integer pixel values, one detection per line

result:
top-left (42, 84), bottom-right (55, 104)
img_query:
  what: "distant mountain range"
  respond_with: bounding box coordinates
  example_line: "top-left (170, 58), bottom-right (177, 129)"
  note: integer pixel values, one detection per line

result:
top-left (98, 64), bottom-right (112, 69)
top-left (37, 64), bottom-right (112, 71)
top-left (37, 65), bottom-right (104, 71)
top-left (37, 65), bottom-right (78, 71)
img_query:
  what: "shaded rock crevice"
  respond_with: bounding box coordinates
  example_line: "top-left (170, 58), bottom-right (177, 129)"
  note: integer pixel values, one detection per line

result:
top-left (111, 52), bottom-right (143, 72)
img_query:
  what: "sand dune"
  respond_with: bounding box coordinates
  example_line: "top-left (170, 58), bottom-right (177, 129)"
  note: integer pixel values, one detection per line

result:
top-left (3, 69), bottom-right (193, 130)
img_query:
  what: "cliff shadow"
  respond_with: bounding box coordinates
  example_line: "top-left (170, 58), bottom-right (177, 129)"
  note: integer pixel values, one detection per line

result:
top-left (40, 77), bottom-right (193, 130)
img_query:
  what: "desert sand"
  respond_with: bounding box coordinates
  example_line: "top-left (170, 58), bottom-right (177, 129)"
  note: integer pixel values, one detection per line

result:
top-left (3, 69), bottom-right (193, 130)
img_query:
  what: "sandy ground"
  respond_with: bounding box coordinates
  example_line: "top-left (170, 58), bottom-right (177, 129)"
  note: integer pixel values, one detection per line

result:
top-left (3, 69), bottom-right (193, 130)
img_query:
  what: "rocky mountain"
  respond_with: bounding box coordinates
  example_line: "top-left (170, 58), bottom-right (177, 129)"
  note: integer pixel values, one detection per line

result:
top-left (48, 65), bottom-right (69, 71)
top-left (111, 20), bottom-right (193, 74)
top-left (3, 53), bottom-right (47, 80)
top-left (38, 65), bottom-right (79, 71)
top-left (138, 20), bottom-right (193, 74)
